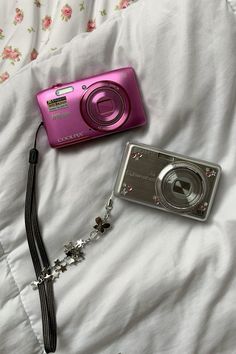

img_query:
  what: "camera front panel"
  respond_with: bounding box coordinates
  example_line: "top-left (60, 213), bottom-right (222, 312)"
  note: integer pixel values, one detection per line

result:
top-left (36, 67), bottom-right (147, 148)
top-left (114, 143), bottom-right (221, 221)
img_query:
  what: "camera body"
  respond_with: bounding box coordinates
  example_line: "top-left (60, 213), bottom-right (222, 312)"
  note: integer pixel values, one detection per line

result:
top-left (36, 67), bottom-right (147, 148)
top-left (114, 143), bottom-right (221, 221)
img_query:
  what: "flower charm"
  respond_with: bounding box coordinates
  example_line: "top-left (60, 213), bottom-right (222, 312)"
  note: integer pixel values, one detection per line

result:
top-left (205, 168), bottom-right (217, 178)
top-left (0, 72), bottom-right (9, 84)
top-left (31, 195), bottom-right (113, 290)
top-left (131, 152), bottom-right (143, 160)
top-left (153, 195), bottom-right (161, 205)
top-left (64, 241), bottom-right (75, 256)
top-left (120, 183), bottom-right (133, 196)
top-left (61, 4), bottom-right (72, 21)
top-left (75, 239), bottom-right (86, 248)
top-left (64, 241), bottom-right (85, 262)
top-left (59, 263), bottom-right (67, 273)
top-left (87, 19), bottom-right (96, 32)
top-left (198, 202), bottom-right (208, 213)
top-left (93, 217), bottom-right (110, 233)
top-left (52, 269), bottom-right (60, 279)
top-left (13, 8), bottom-right (24, 25)
top-left (40, 269), bottom-right (53, 281)
top-left (42, 15), bottom-right (52, 31)
top-left (54, 259), bottom-right (62, 268)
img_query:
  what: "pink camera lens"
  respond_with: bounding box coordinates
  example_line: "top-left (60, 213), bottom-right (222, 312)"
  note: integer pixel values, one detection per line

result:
top-left (81, 81), bottom-right (130, 131)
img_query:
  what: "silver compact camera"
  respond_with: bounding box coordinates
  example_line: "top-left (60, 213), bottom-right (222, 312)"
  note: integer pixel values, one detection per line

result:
top-left (114, 143), bottom-right (222, 221)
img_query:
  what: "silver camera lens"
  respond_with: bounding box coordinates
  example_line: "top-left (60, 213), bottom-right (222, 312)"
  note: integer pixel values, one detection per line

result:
top-left (156, 162), bottom-right (207, 212)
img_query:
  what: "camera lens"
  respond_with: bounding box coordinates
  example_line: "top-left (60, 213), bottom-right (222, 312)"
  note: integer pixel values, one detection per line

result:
top-left (156, 162), bottom-right (207, 212)
top-left (81, 81), bottom-right (130, 131)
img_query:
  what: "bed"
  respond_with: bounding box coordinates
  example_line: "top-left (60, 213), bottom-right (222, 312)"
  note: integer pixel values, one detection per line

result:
top-left (1, 0), bottom-right (236, 353)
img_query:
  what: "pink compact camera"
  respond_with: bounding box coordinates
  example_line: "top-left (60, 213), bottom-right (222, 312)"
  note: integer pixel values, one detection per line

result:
top-left (36, 67), bottom-right (147, 148)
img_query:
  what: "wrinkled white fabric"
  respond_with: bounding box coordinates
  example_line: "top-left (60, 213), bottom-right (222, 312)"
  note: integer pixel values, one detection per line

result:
top-left (1, 0), bottom-right (236, 353)
top-left (227, 0), bottom-right (236, 11)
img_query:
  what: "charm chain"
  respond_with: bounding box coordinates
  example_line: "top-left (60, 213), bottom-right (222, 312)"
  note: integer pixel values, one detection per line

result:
top-left (31, 193), bottom-right (114, 290)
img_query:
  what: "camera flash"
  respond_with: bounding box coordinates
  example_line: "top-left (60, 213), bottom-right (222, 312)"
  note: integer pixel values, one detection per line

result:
top-left (56, 86), bottom-right (74, 95)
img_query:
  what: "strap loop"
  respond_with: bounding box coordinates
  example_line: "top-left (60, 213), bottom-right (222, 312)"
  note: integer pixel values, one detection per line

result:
top-left (29, 148), bottom-right (38, 164)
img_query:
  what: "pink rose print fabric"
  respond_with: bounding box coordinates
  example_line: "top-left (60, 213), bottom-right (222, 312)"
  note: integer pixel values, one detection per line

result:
top-left (13, 8), bottom-right (24, 25)
top-left (0, 71), bottom-right (9, 83)
top-left (87, 20), bottom-right (96, 32)
top-left (1, 46), bottom-right (22, 65)
top-left (0, 0), bottom-right (139, 84)
top-left (42, 15), bottom-right (52, 30)
top-left (117, 0), bottom-right (135, 9)
top-left (30, 48), bottom-right (38, 61)
top-left (61, 4), bottom-right (73, 21)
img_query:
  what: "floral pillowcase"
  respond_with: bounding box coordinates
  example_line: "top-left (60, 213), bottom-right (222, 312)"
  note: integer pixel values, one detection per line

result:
top-left (0, 0), bottom-right (137, 84)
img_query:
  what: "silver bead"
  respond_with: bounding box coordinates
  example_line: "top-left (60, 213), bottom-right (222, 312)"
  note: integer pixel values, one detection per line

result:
top-left (84, 238), bottom-right (92, 245)
top-left (90, 230), bottom-right (99, 239)
top-left (105, 198), bottom-right (113, 211)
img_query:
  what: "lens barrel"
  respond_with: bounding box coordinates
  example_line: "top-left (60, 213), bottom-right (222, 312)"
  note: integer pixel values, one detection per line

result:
top-left (81, 81), bottom-right (130, 131)
top-left (156, 162), bottom-right (207, 212)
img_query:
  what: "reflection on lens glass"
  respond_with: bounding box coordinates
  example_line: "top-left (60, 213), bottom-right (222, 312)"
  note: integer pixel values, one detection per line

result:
top-left (173, 179), bottom-right (191, 196)
top-left (160, 166), bottom-right (205, 211)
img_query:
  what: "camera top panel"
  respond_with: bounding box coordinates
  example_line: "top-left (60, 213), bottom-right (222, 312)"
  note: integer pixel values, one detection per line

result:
top-left (114, 142), bottom-right (221, 222)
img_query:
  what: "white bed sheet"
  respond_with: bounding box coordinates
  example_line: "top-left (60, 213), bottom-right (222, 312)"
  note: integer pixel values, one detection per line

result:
top-left (1, 0), bottom-right (236, 353)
